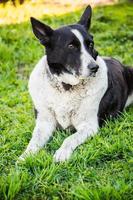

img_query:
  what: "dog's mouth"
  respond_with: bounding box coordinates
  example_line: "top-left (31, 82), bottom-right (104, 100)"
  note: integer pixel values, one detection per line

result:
top-left (89, 71), bottom-right (98, 77)
top-left (48, 63), bottom-right (73, 76)
top-left (48, 62), bottom-right (98, 87)
top-left (49, 62), bottom-right (98, 77)
top-left (78, 70), bottom-right (98, 80)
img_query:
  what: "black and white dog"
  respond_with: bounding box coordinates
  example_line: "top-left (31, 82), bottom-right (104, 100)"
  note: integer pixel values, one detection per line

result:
top-left (19, 5), bottom-right (133, 162)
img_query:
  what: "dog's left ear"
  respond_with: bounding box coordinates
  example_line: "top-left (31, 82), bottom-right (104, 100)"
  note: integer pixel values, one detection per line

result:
top-left (30, 17), bottom-right (54, 46)
top-left (78, 5), bottom-right (92, 30)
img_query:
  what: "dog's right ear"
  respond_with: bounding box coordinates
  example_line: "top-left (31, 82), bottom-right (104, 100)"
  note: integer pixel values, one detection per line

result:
top-left (30, 17), bottom-right (53, 46)
top-left (78, 5), bottom-right (92, 30)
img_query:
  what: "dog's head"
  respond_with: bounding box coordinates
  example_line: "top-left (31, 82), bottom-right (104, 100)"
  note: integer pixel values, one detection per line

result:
top-left (31, 5), bottom-right (99, 85)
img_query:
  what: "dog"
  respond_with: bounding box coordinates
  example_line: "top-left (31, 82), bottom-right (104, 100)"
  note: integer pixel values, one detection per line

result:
top-left (19, 5), bottom-right (133, 162)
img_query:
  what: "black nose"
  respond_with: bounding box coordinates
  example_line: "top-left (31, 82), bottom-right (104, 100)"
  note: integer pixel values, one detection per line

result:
top-left (89, 64), bottom-right (99, 73)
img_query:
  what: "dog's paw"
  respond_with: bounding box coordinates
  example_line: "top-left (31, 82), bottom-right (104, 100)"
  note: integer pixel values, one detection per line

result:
top-left (16, 155), bottom-right (26, 165)
top-left (19, 154), bottom-right (26, 161)
top-left (53, 147), bottom-right (72, 162)
top-left (16, 152), bottom-right (29, 164)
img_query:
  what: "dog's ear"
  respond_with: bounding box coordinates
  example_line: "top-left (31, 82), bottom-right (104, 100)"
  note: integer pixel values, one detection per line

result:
top-left (30, 17), bottom-right (53, 46)
top-left (78, 5), bottom-right (92, 30)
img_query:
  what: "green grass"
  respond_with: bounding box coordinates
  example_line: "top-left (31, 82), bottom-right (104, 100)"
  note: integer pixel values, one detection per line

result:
top-left (0, 2), bottom-right (133, 200)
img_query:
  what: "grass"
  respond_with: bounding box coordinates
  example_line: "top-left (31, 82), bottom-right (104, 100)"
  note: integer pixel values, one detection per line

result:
top-left (0, 2), bottom-right (133, 200)
top-left (0, 0), bottom-right (87, 25)
top-left (0, 0), bottom-right (117, 25)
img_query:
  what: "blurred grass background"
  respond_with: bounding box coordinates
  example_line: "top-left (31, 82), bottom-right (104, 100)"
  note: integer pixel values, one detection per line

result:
top-left (0, 0), bottom-right (118, 24)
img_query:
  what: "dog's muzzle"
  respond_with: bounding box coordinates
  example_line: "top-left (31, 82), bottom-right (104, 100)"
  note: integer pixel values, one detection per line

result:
top-left (88, 63), bottom-right (99, 73)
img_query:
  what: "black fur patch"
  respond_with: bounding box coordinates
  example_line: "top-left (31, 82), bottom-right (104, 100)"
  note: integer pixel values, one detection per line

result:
top-left (124, 67), bottom-right (133, 95)
top-left (46, 26), bottom-right (81, 76)
top-left (34, 108), bottom-right (38, 119)
top-left (46, 24), bottom-right (98, 76)
top-left (98, 57), bottom-right (133, 126)
top-left (62, 82), bottom-right (72, 90)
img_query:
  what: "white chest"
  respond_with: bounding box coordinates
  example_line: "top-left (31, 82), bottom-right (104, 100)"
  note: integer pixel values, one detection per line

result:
top-left (39, 80), bottom-right (105, 129)
top-left (43, 85), bottom-right (86, 129)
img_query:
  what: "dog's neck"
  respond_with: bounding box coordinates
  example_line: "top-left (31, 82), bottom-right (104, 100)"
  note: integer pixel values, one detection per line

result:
top-left (62, 82), bottom-right (72, 90)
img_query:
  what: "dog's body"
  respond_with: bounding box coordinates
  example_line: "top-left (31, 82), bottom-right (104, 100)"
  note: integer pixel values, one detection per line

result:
top-left (19, 6), bottom-right (133, 162)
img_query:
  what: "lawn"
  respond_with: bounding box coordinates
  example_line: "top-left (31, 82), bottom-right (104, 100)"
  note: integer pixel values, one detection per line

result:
top-left (0, 2), bottom-right (133, 200)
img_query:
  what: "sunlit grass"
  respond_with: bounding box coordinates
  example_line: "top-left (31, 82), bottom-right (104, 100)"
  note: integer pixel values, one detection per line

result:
top-left (0, 0), bottom-right (84, 25)
top-left (0, 0), bottom-right (118, 25)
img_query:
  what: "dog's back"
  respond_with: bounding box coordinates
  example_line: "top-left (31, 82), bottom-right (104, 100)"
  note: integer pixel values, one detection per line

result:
top-left (98, 57), bottom-right (133, 126)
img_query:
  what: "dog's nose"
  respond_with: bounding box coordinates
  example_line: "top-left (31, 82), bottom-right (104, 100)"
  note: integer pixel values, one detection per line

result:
top-left (88, 63), bottom-right (99, 73)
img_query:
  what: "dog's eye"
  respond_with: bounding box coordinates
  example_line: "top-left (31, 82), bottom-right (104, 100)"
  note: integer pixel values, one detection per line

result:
top-left (86, 40), bottom-right (94, 49)
top-left (68, 43), bottom-right (75, 49)
top-left (89, 42), bottom-right (94, 49)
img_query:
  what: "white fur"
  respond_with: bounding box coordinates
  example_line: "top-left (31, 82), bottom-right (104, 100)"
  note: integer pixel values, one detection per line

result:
top-left (71, 29), bottom-right (97, 78)
top-left (53, 73), bottom-right (80, 86)
top-left (125, 93), bottom-right (133, 108)
top-left (18, 54), bottom-right (108, 162)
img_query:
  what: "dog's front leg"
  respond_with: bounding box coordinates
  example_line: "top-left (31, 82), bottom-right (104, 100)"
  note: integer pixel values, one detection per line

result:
top-left (19, 110), bottom-right (56, 161)
top-left (54, 121), bottom-right (98, 162)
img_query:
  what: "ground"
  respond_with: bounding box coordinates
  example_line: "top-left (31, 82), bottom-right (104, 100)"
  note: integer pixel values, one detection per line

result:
top-left (0, 2), bottom-right (133, 200)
